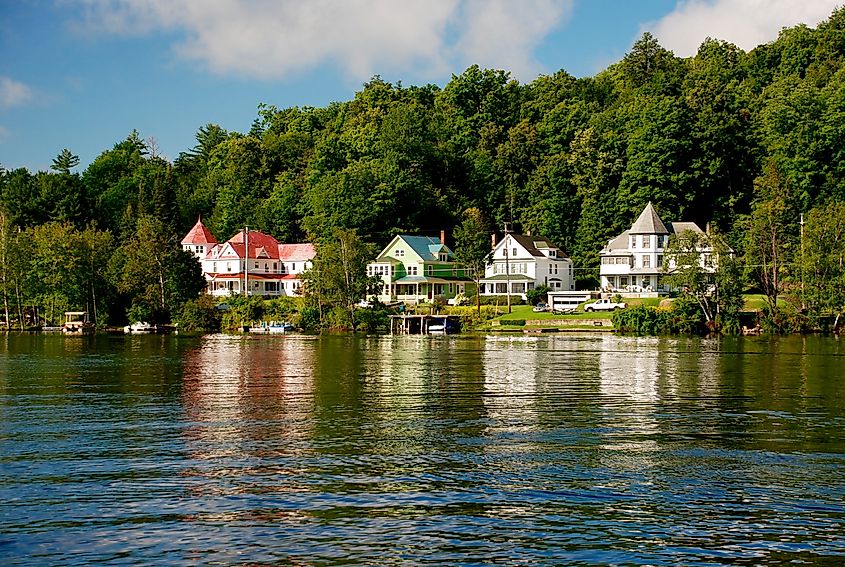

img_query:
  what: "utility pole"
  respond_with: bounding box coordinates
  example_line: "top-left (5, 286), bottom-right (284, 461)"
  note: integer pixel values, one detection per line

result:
top-left (244, 226), bottom-right (249, 296)
top-left (504, 222), bottom-right (512, 314)
top-left (800, 213), bottom-right (805, 310)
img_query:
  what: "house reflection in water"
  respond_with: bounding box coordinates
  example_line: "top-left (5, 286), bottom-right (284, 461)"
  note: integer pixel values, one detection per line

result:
top-left (178, 335), bottom-right (317, 524)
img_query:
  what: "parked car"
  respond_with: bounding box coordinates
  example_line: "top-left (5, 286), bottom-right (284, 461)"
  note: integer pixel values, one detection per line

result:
top-left (584, 298), bottom-right (627, 312)
top-left (532, 302), bottom-right (549, 312)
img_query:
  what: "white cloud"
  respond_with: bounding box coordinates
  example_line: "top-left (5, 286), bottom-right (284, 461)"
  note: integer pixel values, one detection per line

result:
top-left (73, 0), bottom-right (573, 81)
top-left (0, 76), bottom-right (33, 109)
top-left (647, 0), bottom-right (841, 57)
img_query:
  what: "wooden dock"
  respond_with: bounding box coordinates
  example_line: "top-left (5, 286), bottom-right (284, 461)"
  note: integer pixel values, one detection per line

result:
top-left (389, 314), bottom-right (461, 335)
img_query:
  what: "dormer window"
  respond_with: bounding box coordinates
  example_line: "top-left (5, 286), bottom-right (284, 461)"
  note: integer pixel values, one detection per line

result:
top-left (439, 253), bottom-right (448, 262)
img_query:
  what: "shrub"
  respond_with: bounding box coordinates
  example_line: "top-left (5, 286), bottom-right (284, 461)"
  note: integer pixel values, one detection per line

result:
top-left (478, 295), bottom-right (525, 306)
top-left (613, 305), bottom-right (672, 335)
top-left (356, 306), bottom-right (390, 333)
top-left (221, 295), bottom-right (266, 330)
top-left (446, 305), bottom-right (503, 328)
top-left (177, 295), bottom-right (222, 333)
top-left (299, 305), bottom-right (321, 331)
top-left (526, 285), bottom-right (550, 306)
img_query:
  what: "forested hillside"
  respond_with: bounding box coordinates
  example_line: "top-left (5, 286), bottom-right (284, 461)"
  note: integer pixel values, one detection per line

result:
top-left (2, 8), bottom-right (845, 327)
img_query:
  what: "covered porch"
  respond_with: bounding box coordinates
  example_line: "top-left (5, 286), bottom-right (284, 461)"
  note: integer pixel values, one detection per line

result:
top-left (206, 274), bottom-right (300, 297)
top-left (600, 273), bottom-right (668, 294)
top-left (479, 274), bottom-right (535, 300)
top-left (380, 276), bottom-right (468, 304)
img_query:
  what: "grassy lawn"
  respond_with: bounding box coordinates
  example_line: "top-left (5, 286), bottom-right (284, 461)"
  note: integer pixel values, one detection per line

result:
top-left (496, 304), bottom-right (616, 321)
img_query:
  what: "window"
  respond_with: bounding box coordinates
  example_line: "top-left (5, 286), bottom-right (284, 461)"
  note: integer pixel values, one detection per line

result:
top-left (512, 248), bottom-right (518, 257)
top-left (226, 263), bottom-right (232, 272)
top-left (657, 255), bottom-right (663, 268)
top-left (426, 265), bottom-right (433, 276)
top-left (264, 263), bottom-right (269, 271)
top-left (213, 262), bottom-right (217, 273)
top-left (390, 266), bottom-right (395, 276)
top-left (642, 276), bottom-right (651, 288)
top-left (631, 236), bottom-right (637, 249)
top-left (643, 256), bottom-right (650, 268)
top-left (254, 262), bottom-right (259, 269)
top-left (408, 266), bottom-right (418, 276)
top-left (439, 253), bottom-right (448, 262)
top-left (396, 249), bottom-right (404, 257)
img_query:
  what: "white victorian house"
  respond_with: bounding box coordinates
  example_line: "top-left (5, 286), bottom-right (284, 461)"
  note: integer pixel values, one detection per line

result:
top-left (181, 218), bottom-right (315, 297)
top-left (480, 233), bottom-right (574, 300)
top-left (599, 202), bottom-right (709, 293)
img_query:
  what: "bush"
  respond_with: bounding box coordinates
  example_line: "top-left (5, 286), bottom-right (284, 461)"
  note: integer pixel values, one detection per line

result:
top-left (264, 296), bottom-right (302, 322)
top-left (221, 295), bottom-right (266, 330)
top-left (299, 305), bottom-right (321, 331)
top-left (478, 295), bottom-right (525, 306)
top-left (355, 305), bottom-right (390, 333)
top-left (526, 285), bottom-right (550, 306)
top-left (667, 294), bottom-right (707, 334)
top-left (177, 295), bottom-right (222, 333)
top-left (613, 305), bottom-right (673, 335)
top-left (446, 305), bottom-right (503, 328)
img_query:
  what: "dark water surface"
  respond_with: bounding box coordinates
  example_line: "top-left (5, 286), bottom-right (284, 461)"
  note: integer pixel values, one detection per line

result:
top-left (1, 333), bottom-right (844, 565)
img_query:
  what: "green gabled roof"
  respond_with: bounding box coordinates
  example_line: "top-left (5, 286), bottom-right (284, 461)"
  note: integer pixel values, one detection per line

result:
top-left (401, 235), bottom-right (454, 261)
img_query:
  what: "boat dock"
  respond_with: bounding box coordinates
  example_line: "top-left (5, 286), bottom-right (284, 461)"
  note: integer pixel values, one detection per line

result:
top-left (389, 314), bottom-right (461, 335)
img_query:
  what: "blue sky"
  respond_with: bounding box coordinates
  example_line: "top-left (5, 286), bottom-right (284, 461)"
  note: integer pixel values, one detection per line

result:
top-left (1, 0), bottom-right (841, 172)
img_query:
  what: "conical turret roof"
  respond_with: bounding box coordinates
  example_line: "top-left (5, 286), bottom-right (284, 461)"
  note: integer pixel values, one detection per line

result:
top-left (181, 217), bottom-right (218, 245)
top-left (629, 202), bottom-right (669, 234)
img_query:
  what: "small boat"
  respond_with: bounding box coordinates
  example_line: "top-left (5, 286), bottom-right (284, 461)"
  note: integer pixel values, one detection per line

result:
top-left (427, 316), bottom-right (459, 335)
top-left (63, 311), bottom-right (95, 335)
top-left (267, 321), bottom-right (295, 334)
top-left (248, 324), bottom-right (268, 334)
top-left (123, 321), bottom-right (155, 334)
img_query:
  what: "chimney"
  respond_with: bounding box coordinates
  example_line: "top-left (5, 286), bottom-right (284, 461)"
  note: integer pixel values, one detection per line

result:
top-left (491, 233), bottom-right (497, 248)
top-left (440, 229), bottom-right (446, 245)
top-left (705, 222), bottom-right (711, 234)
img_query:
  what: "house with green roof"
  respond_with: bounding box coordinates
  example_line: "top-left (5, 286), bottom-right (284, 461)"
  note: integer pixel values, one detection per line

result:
top-left (366, 233), bottom-right (472, 304)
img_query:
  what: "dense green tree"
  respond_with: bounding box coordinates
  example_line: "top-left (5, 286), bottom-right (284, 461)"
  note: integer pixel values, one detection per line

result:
top-left (112, 214), bottom-right (205, 323)
top-left (454, 207), bottom-right (491, 313)
top-left (302, 228), bottom-right (378, 330)
top-left (800, 201), bottom-right (845, 329)
top-left (743, 161), bottom-right (796, 316)
top-left (51, 149), bottom-right (80, 174)
top-left (664, 230), bottom-right (742, 332)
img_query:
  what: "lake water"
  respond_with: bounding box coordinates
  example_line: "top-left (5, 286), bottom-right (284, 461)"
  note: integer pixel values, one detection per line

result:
top-left (1, 333), bottom-right (844, 565)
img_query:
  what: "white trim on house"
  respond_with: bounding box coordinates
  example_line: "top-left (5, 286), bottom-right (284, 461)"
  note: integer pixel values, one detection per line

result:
top-left (599, 202), bottom-right (709, 293)
top-left (480, 233), bottom-right (574, 300)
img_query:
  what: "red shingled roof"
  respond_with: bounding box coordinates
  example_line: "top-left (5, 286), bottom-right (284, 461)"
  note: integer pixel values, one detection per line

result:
top-left (278, 243), bottom-right (315, 261)
top-left (225, 230), bottom-right (281, 259)
top-left (181, 218), bottom-right (217, 246)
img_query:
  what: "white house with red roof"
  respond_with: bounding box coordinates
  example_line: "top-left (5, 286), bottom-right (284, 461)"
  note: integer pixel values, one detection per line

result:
top-left (180, 219), bottom-right (315, 297)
